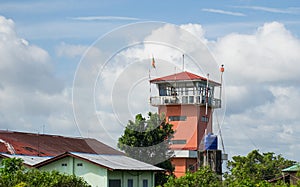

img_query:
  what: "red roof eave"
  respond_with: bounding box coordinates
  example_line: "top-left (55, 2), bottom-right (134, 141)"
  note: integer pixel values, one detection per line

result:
top-left (150, 71), bottom-right (221, 86)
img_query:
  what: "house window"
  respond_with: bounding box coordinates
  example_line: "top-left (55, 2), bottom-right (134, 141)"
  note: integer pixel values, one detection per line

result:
top-left (169, 116), bottom-right (187, 121)
top-left (109, 179), bottom-right (121, 187)
top-left (201, 116), bottom-right (209, 123)
top-left (128, 179), bottom-right (133, 187)
top-left (143, 179), bottom-right (148, 187)
top-left (61, 163), bottom-right (67, 167)
top-left (171, 140), bottom-right (186, 144)
top-left (77, 163), bottom-right (83, 166)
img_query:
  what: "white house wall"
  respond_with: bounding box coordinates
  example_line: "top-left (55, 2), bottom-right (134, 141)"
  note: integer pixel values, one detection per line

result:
top-left (39, 157), bottom-right (107, 187)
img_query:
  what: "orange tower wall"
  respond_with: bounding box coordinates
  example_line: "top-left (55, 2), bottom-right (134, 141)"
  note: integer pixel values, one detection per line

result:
top-left (159, 105), bottom-right (212, 151)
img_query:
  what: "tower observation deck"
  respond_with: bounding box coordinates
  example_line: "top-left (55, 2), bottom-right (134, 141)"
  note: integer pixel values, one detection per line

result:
top-left (150, 71), bottom-right (221, 108)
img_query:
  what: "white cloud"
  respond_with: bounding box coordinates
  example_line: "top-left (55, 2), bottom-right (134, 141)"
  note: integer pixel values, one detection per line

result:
top-left (213, 22), bottom-right (300, 84)
top-left (179, 23), bottom-right (208, 44)
top-left (211, 21), bottom-right (300, 160)
top-left (0, 16), bottom-right (77, 136)
top-left (202, 8), bottom-right (246, 17)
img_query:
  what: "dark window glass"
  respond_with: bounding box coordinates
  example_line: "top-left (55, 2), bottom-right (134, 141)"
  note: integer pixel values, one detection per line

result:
top-left (169, 116), bottom-right (187, 121)
top-left (128, 179), bottom-right (133, 187)
top-left (143, 179), bottom-right (148, 187)
top-left (189, 164), bottom-right (195, 171)
top-left (109, 179), bottom-right (121, 187)
top-left (61, 163), bottom-right (67, 166)
top-left (201, 116), bottom-right (209, 122)
top-left (171, 140), bottom-right (186, 144)
top-left (77, 163), bottom-right (83, 166)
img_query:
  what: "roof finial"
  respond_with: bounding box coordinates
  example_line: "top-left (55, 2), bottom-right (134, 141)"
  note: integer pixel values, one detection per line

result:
top-left (220, 64), bottom-right (224, 73)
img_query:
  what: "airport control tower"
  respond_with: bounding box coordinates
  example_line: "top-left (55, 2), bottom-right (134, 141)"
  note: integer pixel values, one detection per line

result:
top-left (150, 69), bottom-right (225, 177)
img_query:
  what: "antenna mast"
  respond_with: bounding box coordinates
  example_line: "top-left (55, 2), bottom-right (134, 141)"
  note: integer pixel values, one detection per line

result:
top-left (205, 73), bottom-right (209, 116)
top-left (219, 64), bottom-right (224, 100)
top-left (182, 54), bottom-right (185, 72)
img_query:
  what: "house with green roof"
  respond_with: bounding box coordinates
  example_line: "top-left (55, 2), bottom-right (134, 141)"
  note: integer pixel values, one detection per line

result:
top-left (282, 164), bottom-right (300, 185)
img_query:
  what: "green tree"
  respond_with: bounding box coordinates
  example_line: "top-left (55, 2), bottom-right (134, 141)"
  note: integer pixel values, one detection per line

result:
top-left (162, 166), bottom-right (221, 187)
top-left (118, 112), bottom-right (175, 186)
top-left (224, 150), bottom-right (295, 187)
top-left (0, 158), bottom-right (90, 187)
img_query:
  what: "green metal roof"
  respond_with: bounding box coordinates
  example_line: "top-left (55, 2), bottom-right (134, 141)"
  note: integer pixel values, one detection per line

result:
top-left (282, 164), bottom-right (300, 172)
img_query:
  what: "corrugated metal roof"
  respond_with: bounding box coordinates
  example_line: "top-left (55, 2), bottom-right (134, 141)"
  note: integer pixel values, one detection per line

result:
top-left (35, 152), bottom-right (163, 171)
top-left (0, 153), bottom-right (52, 167)
top-left (282, 164), bottom-right (300, 172)
top-left (70, 152), bottom-right (163, 171)
top-left (0, 130), bottom-right (123, 156)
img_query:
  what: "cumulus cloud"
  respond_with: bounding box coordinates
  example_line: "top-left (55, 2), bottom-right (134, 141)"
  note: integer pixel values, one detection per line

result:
top-left (213, 22), bottom-right (300, 105)
top-left (211, 22), bottom-right (300, 159)
top-left (0, 16), bottom-right (76, 135)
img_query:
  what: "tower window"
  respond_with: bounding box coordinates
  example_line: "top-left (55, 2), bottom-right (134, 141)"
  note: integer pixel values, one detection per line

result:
top-left (169, 116), bottom-right (187, 121)
top-left (77, 163), bottom-right (83, 166)
top-left (171, 140), bottom-right (186, 144)
top-left (201, 116), bottom-right (209, 123)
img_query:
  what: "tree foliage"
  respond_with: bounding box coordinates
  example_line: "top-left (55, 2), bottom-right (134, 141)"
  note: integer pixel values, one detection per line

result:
top-left (223, 150), bottom-right (295, 187)
top-left (118, 112), bottom-right (174, 164)
top-left (162, 166), bottom-right (221, 187)
top-left (118, 112), bottom-right (175, 186)
top-left (160, 150), bottom-right (296, 187)
top-left (0, 158), bottom-right (90, 187)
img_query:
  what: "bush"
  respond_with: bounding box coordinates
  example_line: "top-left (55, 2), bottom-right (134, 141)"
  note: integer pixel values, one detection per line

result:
top-left (0, 158), bottom-right (90, 187)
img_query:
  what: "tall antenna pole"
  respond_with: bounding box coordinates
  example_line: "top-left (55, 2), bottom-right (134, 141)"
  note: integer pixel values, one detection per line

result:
top-left (182, 54), bottom-right (185, 72)
top-left (205, 73), bottom-right (209, 116)
top-left (149, 68), bottom-right (151, 104)
top-left (219, 64), bottom-right (224, 100)
top-left (219, 64), bottom-right (225, 153)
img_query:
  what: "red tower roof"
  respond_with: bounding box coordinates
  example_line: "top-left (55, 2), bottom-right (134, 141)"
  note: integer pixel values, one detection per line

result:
top-left (150, 71), bottom-right (220, 85)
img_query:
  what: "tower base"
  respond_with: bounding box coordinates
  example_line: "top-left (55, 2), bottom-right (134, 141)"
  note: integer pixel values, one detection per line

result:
top-left (171, 150), bottom-right (198, 177)
top-left (198, 149), bottom-right (222, 175)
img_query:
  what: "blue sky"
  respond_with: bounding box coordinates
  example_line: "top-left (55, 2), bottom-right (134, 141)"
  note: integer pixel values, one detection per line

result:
top-left (0, 0), bottom-right (300, 162)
